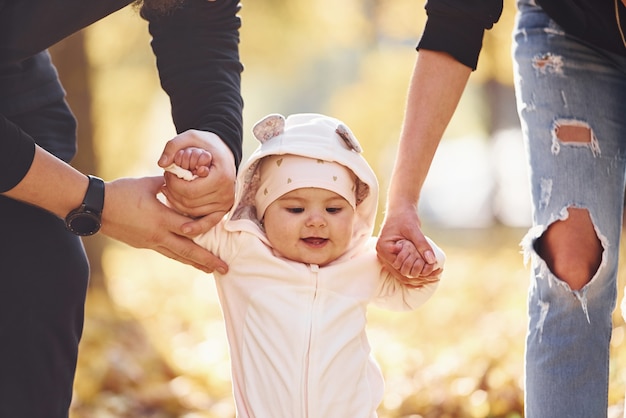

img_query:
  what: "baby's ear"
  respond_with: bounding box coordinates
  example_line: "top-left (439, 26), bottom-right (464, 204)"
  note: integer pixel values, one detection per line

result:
top-left (336, 123), bottom-right (362, 153)
top-left (253, 114), bottom-right (285, 143)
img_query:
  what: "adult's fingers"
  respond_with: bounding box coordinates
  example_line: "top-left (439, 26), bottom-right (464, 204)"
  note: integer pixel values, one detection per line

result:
top-left (154, 232), bottom-right (228, 274)
top-left (100, 176), bottom-right (229, 273)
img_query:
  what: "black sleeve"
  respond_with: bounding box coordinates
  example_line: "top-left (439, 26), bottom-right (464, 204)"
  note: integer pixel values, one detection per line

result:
top-left (0, 51), bottom-right (71, 193)
top-left (142, 0), bottom-right (244, 166)
top-left (417, 0), bottom-right (503, 70)
top-left (0, 0), bottom-right (131, 66)
top-left (0, 115), bottom-right (36, 193)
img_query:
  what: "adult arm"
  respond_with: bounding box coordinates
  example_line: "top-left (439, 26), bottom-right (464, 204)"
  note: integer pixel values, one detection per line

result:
top-left (2, 139), bottom-right (227, 273)
top-left (0, 1), bottom-right (234, 273)
top-left (0, 101), bottom-right (226, 273)
top-left (376, 50), bottom-right (471, 270)
top-left (143, 0), bottom-right (244, 236)
top-left (377, 0), bottom-right (502, 271)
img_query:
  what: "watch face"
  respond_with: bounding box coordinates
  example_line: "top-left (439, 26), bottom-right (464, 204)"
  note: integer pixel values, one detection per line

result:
top-left (67, 210), bottom-right (101, 236)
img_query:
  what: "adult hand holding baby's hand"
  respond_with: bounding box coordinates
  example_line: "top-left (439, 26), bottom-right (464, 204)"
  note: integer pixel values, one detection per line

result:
top-left (158, 129), bottom-right (236, 236)
top-left (377, 202), bottom-right (444, 286)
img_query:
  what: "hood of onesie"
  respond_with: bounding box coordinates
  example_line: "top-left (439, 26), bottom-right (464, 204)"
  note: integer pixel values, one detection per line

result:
top-left (226, 113), bottom-right (379, 260)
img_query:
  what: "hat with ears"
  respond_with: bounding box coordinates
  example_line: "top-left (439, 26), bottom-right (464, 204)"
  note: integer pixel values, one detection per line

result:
top-left (229, 113), bottom-right (376, 239)
top-left (250, 114), bottom-right (365, 220)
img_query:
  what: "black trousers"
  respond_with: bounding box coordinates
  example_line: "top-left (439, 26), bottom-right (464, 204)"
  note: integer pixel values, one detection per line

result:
top-left (0, 195), bottom-right (89, 418)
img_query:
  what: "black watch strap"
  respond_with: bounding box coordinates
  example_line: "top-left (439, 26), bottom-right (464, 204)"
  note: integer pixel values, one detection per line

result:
top-left (84, 175), bottom-right (105, 213)
top-left (65, 175), bottom-right (105, 236)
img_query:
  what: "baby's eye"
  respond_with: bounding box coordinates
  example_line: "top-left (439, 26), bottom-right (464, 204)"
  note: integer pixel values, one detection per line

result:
top-left (286, 207), bottom-right (304, 214)
top-left (326, 207), bottom-right (342, 214)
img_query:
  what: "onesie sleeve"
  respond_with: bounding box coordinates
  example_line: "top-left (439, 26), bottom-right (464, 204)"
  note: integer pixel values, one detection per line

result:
top-left (142, 0), bottom-right (244, 166)
top-left (417, 0), bottom-right (503, 70)
top-left (374, 272), bottom-right (440, 312)
top-left (192, 219), bottom-right (244, 265)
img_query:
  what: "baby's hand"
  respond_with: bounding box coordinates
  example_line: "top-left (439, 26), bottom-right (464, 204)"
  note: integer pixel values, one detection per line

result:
top-left (392, 239), bottom-right (442, 279)
top-left (173, 147), bottom-right (212, 178)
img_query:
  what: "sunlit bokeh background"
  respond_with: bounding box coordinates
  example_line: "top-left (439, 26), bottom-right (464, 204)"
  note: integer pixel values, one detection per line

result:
top-left (46, 1), bottom-right (626, 417)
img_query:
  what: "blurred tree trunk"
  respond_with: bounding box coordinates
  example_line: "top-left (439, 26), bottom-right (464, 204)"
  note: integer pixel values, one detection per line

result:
top-left (49, 32), bottom-right (107, 290)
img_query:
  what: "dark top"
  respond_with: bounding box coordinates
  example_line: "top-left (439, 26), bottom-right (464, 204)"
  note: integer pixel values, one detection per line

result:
top-left (418, 0), bottom-right (626, 70)
top-left (0, 0), bottom-right (243, 192)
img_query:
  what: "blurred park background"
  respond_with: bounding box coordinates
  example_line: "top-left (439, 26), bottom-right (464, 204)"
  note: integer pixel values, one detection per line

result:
top-left (46, 1), bottom-right (626, 417)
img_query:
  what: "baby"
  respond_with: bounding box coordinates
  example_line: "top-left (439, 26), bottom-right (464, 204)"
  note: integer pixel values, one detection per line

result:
top-left (165, 113), bottom-right (445, 418)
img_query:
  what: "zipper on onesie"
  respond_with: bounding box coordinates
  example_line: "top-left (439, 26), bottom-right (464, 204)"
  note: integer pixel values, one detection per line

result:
top-left (303, 264), bottom-right (320, 417)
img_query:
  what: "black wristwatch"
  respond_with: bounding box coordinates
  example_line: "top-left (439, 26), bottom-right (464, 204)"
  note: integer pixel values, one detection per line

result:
top-left (65, 175), bottom-right (105, 236)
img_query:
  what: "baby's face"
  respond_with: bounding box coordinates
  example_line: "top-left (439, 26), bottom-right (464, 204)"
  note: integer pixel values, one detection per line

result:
top-left (263, 187), bottom-right (355, 266)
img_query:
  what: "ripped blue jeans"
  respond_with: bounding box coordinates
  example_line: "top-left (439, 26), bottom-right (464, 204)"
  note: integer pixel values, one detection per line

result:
top-left (513, 1), bottom-right (626, 416)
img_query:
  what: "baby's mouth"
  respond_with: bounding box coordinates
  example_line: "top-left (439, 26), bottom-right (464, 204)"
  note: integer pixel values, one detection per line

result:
top-left (302, 237), bottom-right (328, 246)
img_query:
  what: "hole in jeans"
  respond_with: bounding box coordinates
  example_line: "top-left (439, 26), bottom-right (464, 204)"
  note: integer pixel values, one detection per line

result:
top-left (534, 207), bottom-right (602, 291)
